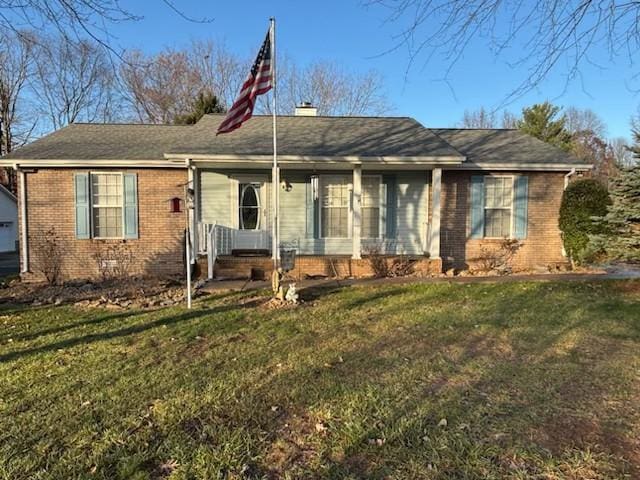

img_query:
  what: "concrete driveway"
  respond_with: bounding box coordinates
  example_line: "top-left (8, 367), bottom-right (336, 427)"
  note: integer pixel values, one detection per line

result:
top-left (0, 251), bottom-right (19, 278)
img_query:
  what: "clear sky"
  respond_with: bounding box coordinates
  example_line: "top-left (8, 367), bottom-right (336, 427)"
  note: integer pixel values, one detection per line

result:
top-left (107, 1), bottom-right (639, 140)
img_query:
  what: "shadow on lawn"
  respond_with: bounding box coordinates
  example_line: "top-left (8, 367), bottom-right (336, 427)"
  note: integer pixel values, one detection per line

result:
top-left (0, 303), bottom-right (241, 363)
top-left (241, 281), bottom-right (640, 478)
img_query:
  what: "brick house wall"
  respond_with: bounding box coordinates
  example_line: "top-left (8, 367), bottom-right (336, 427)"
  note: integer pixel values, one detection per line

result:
top-left (20, 168), bottom-right (188, 281)
top-left (440, 170), bottom-right (567, 271)
top-left (18, 167), bottom-right (568, 282)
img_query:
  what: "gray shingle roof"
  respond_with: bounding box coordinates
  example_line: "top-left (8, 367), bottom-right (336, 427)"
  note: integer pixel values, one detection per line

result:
top-left (431, 128), bottom-right (584, 165)
top-left (1, 116), bottom-right (587, 168)
top-left (1, 123), bottom-right (189, 161)
top-left (176, 115), bottom-right (463, 158)
top-left (2, 115), bottom-right (463, 161)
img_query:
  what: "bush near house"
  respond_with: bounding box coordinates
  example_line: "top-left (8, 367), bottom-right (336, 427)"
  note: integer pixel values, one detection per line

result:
top-left (559, 179), bottom-right (610, 265)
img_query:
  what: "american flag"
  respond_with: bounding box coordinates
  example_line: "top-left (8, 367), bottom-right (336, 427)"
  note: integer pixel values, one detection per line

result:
top-left (216, 28), bottom-right (273, 134)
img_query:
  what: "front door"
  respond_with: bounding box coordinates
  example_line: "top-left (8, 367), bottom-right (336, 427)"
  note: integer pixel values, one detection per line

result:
top-left (235, 181), bottom-right (269, 251)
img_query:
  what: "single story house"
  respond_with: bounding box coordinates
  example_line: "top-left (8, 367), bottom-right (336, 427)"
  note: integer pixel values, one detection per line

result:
top-left (0, 184), bottom-right (17, 253)
top-left (0, 106), bottom-right (591, 281)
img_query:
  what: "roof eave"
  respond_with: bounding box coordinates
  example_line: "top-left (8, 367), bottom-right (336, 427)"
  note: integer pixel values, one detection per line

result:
top-left (164, 153), bottom-right (466, 165)
top-left (455, 161), bottom-right (593, 172)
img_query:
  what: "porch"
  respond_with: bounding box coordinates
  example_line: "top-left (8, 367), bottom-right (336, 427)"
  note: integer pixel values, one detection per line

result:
top-left (187, 165), bottom-right (445, 280)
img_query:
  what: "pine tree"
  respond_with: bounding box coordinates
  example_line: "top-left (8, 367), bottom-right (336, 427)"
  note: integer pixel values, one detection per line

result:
top-left (174, 90), bottom-right (225, 125)
top-left (588, 164), bottom-right (640, 262)
top-left (518, 101), bottom-right (573, 151)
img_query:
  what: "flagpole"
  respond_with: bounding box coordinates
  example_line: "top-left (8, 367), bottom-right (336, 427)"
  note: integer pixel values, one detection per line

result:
top-left (270, 17), bottom-right (279, 269)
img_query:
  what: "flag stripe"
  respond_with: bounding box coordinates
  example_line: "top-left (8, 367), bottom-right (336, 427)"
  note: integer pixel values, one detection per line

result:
top-left (217, 29), bottom-right (273, 135)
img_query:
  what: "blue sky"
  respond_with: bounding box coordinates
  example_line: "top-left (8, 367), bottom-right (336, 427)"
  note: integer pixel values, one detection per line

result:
top-left (108, 1), bottom-right (639, 140)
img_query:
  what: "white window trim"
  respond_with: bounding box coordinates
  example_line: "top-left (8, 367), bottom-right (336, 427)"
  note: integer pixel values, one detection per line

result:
top-left (319, 174), bottom-right (352, 240)
top-left (89, 171), bottom-right (125, 240)
top-left (482, 174), bottom-right (515, 239)
top-left (361, 174), bottom-right (384, 240)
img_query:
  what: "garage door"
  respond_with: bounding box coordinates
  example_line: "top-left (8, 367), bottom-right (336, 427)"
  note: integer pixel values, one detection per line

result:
top-left (0, 222), bottom-right (15, 252)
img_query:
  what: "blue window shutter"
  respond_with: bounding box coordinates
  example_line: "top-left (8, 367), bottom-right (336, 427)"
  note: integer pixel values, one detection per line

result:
top-left (469, 175), bottom-right (485, 239)
top-left (384, 175), bottom-right (397, 238)
top-left (306, 177), bottom-right (318, 239)
top-left (74, 173), bottom-right (90, 239)
top-left (123, 173), bottom-right (139, 239)
top-left (513, 175), bottom-right (528, 239)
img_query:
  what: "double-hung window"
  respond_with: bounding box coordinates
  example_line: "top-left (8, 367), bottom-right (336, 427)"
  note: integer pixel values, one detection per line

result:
top-left (483, 176), bottom-right (513, 238)
top-left (361, 176), bottom-right (381, 238)
top-left (320, 176), bottom-right (350, 238)
top-left (91, 173), bottom-right (124, 238)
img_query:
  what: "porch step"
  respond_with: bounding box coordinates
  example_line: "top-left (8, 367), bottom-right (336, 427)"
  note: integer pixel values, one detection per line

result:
top-left (214, 256), bottom-right (274, 280)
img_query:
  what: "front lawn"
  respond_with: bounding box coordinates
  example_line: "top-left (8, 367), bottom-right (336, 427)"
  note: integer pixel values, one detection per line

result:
top-left (1, 280), bottom-right (639, 479)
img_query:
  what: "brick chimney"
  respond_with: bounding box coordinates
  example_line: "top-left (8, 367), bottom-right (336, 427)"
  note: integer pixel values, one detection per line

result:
top-left (294, 102), bottom-right (317, 116)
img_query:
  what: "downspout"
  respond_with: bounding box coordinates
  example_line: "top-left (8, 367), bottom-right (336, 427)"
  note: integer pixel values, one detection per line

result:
top-left (16, 165), bottom-right (28, 273)
top-left (561, 168), bottom-right (577, 259)
top-left (564, 168), bottom-right (576, 190)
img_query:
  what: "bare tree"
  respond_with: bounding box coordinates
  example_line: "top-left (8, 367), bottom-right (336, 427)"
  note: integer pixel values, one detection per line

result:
top-left (260, 59), bottom-right (391, 116)
top-left (0, 2), bottom-right (211, 55)
top-left (609, 137), bottom-right (634, 168)
top-left (0, 29), bottom-right (37, 192)
top-left (31, 34), bottom-right (116, 130)
top-left (187, 39), bottom-right (245, 110)
top-left (565, 107), bottom-right (607, 137)
top-left (119, 49), bottom-right (205, 124)
top-left (460, 107), bottom-right (496, 128)
top-left (368, 1), bottom-right (640, 101)
top-left (501, 111), bottom-right (520, 129)
top-left (459, 107), bottom-right (519, 129)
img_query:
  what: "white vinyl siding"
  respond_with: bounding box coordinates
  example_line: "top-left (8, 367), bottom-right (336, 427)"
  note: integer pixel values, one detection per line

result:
top-left (91, 173), bottom-right (123, 238)
top-left (484, 176), bottom-right (513, 238)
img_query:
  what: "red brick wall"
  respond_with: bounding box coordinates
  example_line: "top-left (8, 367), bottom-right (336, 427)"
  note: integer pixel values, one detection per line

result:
top-left (21, 168), bottom-right (188, 281)
top-left (201, 255), bottom-right (442, 280)
top-left (441, 170), bottom-right (567, 271)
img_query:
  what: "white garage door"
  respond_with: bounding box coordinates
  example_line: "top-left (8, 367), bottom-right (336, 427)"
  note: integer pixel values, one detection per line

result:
top-left (0, 222), bottom-right (16, 252)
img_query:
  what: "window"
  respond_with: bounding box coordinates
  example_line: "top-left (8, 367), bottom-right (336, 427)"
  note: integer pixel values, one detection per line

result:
top-left (238, 183), bottom-right (261, 230)
top-left (484, 176), bottom-right (513, 238)
top-left (321, 176), bottom-right (350, 238)
top-left (362, 176), bottom-right (381, 238)
top-left (91, 173), bottom-right (123, 238)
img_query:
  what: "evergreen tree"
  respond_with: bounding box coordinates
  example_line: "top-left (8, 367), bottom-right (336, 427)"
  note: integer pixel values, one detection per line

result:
top-left (588, 164), bottom-right (640, 262)
top-left (517, 101), bottom-right (573, 151)
top-left (174, 90), bottom-right (225, 125)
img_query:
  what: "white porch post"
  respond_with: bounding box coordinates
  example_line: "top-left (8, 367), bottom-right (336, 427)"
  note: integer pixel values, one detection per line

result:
top-left (429, 168), bottom-right (442, 259)
top-left (191, 164), bottom-right (199, 256)
top-left (187, 163), bottom-right (197, 261)
top-left (352, 164), bottom-right (362, 260)
top-left (18, 168), bottom-right (28, 273)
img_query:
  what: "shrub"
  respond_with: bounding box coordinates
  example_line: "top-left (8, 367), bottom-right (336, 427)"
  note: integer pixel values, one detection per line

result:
top-left (35, 227), bottom-right (65, 285)
top-left (559, 179), bottom-right (610, 265)
top-left (474, 238), bottom-right (522, 274)
top-left (92, 242), bottom-right (134, 280)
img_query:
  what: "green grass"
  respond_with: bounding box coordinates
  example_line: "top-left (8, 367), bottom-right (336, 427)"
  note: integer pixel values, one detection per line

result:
top-left (1, 280), bottom-right (640, 479)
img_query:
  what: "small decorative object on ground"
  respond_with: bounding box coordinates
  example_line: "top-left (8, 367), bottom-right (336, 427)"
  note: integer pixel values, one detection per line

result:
top-left (285, 283), bottom-right (299, 303)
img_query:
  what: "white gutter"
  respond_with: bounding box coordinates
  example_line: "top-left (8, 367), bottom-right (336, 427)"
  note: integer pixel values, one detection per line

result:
top-left (17, 167), bottom-right (28, 273)
top-left (458, 162), bottom-right (592, 172)
top-left (564, 168), bottom-right (577, 189)
top-left (164, 153), bottom-right (466, 165)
